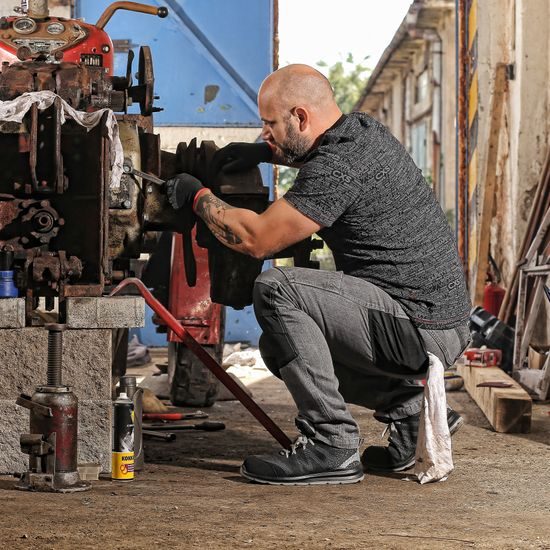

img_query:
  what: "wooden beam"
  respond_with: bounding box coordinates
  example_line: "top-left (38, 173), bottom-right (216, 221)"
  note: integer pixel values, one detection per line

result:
top-left (457, 364), bottom-right (532, 433)
top-left (473, 63), bottom-right (508, 306)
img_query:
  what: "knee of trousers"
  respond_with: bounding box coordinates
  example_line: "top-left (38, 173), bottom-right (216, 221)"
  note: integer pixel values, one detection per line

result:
top-left (258, 333), bottom-right (283, 379)
top-left (253, 267), bottom-right (292, 312)
top-left (253, 268), bottom-right (299, 370)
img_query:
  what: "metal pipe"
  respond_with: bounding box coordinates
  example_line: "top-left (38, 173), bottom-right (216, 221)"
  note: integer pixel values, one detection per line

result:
top-left (46, 324), bottom-right (65, 387)
top-left (431, 33), bottom-right (443, 206)
top-left (456, 0), bottom-right (469, 275)
top-left (96, 2), bottom-right (168, 30)
top-left (27, 0), bottom-right (49, 18)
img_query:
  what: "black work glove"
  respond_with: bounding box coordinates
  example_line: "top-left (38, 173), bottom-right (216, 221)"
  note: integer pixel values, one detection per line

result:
top-left (165, 173), bottom-right (205, 210)
top-left (212, 142), bottom-right (273, 174)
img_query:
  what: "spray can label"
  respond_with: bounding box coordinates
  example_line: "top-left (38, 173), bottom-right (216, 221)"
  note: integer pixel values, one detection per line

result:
top-left (112, 397), bottom-right (134, 481)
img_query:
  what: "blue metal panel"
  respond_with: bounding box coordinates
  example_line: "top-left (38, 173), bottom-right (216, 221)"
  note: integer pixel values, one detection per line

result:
top-left (75, 0), bottom-right (275, 345)
top-left (76, 0), bottom-right (273, 126)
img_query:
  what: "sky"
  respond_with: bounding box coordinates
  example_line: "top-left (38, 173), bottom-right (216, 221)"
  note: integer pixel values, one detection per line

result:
top-left (278, 0), bottom-right (413, 73)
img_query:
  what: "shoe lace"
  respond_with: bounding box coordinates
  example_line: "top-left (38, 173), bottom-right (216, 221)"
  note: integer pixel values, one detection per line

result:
top-left (381, 422), bottom-right (398, 440)
top-left (280, 434), bottom-right (315, 458)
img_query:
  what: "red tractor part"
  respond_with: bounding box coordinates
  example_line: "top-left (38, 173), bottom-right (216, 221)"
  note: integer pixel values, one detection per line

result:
top-left (0, 1), bottom-right (166, 73)
top-left (169, 231), bottom-right (223, 347)
top-left (110, 277), bottom-right (292, 450)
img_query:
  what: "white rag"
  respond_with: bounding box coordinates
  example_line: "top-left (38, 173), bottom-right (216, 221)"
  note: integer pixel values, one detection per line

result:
top-left (412, 352), bottom-right (454, 483)
top-left (0, 91), bottom-right (123, 189)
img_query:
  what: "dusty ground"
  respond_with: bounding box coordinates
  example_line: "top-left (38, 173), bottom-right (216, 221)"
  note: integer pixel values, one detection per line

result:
top-left (1, 350), bottom-right (549, 550)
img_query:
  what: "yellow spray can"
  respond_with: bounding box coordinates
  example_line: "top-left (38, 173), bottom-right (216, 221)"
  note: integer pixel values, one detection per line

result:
top-left (112, 392), bottom-right (134, 481)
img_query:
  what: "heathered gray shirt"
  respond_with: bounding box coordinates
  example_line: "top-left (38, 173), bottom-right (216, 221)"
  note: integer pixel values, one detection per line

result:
top-left (283, 112), bottom-right (471, 330)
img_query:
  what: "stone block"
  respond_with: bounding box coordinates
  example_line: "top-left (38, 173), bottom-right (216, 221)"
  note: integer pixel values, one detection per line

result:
top-left (0, 298), bottom-right (25, 328)
top-left (66, 296), bottom-right (145, 329)
top-left (0, 399), bottom-right (112, 474)
top-left (78, 400), bottom-right (112, 473)
top-left (0, 401), bottom-right (28, 474)
top-left (0, 328), bottom-right (112, 400)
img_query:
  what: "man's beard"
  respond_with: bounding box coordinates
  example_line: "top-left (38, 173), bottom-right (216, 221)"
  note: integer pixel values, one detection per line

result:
top-left (278, 121), bottom-right (311, 164)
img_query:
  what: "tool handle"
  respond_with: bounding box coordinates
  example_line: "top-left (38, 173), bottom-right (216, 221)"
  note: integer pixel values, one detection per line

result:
top-left (16, 395), bottom-right (53, 417)
top-left (143, 413), bottom-right (183, 421)
top-left (142, 412), bottom-right (208, 421)
top-left (97, 2), bottom-right (168, 29)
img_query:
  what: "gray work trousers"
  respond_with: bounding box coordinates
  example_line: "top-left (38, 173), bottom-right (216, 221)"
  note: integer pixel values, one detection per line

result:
top-left (253, 267), bottom-right (471, 450)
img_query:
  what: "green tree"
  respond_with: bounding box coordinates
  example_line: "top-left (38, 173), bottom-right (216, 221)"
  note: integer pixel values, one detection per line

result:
top-left (317, 53), bottom-right (371, 113)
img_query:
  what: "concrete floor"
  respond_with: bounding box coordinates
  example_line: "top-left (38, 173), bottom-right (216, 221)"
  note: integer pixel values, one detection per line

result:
top-left (1, 351), bottom-right (549, 550)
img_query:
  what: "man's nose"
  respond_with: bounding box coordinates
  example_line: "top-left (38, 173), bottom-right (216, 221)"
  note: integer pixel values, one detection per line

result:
top-left (261, 126), bottom-right (271, 141)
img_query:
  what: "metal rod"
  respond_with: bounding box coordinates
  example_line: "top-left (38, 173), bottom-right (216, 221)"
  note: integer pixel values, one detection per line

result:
top-left (110, 278), bottom-right (292, 449)
top-left (143, 430), bottom-right (176, 441)
top-left (46, 324), bottom-right (65, 386)
top-left (456, 0), bottom-right (469, 275)
top-left (96, 2), bottom-right (168, 30)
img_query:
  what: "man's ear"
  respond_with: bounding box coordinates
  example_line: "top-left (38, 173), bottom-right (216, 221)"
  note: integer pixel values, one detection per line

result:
top-left (291, 107), bottom-right (309, 131)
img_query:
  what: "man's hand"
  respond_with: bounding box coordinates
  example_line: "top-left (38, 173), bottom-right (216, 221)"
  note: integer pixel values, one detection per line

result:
top-left (212, 142), bottom-right (273, 174)
top-left (166, 173), bottom-right (205, 210)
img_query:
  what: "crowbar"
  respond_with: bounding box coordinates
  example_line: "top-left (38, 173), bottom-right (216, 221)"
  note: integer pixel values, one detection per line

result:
top-left (110, 278), bottom-right (292, 449)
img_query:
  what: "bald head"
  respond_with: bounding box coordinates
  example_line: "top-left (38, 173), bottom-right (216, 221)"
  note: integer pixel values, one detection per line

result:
top-left (258, 64), bottom-right (343, 164)
top-left (259, 64), bottom-right (337, 113)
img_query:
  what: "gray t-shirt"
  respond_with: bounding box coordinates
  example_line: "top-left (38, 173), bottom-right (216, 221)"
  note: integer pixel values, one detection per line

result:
top-left (284, 112), bottom-right (471, 329)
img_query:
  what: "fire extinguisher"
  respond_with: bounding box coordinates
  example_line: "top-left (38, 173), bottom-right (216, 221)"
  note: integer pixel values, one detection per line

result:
top-left (483, 255), bottom-right (506, 316)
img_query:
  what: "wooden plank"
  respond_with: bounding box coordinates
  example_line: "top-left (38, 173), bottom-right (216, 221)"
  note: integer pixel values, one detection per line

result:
top-left (473, 63), bottom-right (508, 306)
top-left (457, 364), bottom-right (532, 433)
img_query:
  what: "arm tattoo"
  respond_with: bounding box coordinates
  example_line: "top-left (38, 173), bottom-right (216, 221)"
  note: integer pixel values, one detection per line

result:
top-left (195, 193), bottom-right (243, 246)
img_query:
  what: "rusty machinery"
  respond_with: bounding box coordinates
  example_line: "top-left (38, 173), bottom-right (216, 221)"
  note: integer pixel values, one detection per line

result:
top-left (0, 0), bottom-right (320, 326)
top-left (0, 1), bottom-right (321, 477)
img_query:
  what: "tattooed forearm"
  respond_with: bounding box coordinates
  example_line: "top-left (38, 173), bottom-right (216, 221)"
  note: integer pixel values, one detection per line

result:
top-left (195, 193), bottom-right (243, 246)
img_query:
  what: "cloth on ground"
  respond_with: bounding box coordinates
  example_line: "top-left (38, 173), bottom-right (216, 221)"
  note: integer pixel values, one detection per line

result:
top-left (412, 351), bottom-right (453, 483)
top-left (0, 90), bottom-right (123, 189)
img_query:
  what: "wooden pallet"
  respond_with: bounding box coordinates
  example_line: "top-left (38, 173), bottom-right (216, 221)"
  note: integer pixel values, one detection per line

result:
top-left (457, 364), bottom-right (532, 433)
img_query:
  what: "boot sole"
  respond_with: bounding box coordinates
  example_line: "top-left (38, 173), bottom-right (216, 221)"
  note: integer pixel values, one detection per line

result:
top-left (240, 465), bottom-right (365, 486)
top-left (364, 414), bottom-right (465, 473)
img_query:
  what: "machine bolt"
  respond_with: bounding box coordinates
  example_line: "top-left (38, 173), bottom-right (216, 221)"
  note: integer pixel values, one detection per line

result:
top-left (147, 185), bottom-right (153, 194)
top-left (123, 200), bottom-right (132, 209)
top-left (45, 324), bottom-right (66, 387)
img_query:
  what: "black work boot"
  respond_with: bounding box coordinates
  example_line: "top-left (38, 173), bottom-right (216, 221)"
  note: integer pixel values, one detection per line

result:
top-left (361, 408), bottom-right (463, 473)
top-left (240, 420), bottom-right (364, 486)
